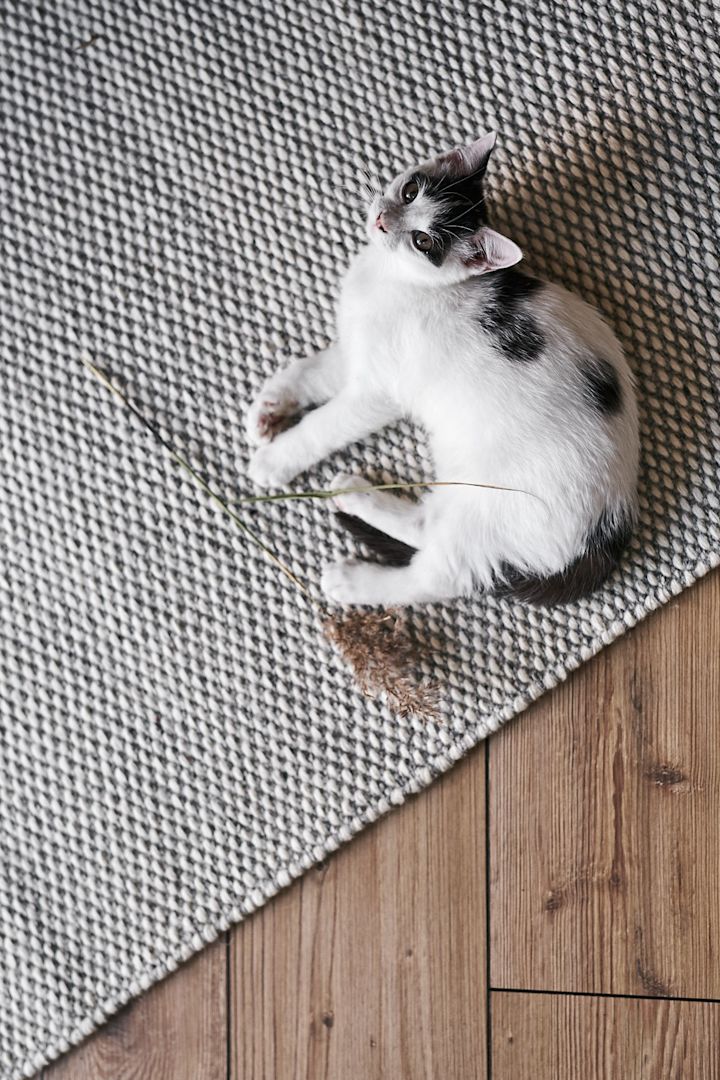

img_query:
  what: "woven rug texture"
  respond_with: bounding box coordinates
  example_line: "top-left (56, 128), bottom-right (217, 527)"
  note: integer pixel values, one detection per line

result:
top-left (1, 1), bottom-right (719, 1076)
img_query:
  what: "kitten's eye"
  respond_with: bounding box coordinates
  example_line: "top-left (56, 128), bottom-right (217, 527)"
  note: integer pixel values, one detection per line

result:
top-left (402, 179), bottom-right (419, 203)
top-left (412, 231), bottom-right (433, 252)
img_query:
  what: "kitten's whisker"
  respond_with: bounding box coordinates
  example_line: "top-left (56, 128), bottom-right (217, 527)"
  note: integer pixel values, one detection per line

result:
top-left (359, 177), bottom-right (381, 200)
top-left (440, 190), bottom-right (476, 208)
top-left (445, 223), bottom-right (475, 235)
top-left (351, 153), bottom-right (383, 199)
top-left (442, 195), bottom-right (486, 226)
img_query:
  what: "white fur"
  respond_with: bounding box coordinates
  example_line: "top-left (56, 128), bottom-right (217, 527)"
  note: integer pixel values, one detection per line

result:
top-left (246, 140), bottom-right (640, 606)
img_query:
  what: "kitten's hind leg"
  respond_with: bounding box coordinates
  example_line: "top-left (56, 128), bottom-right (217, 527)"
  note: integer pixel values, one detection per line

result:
top-left (321, 548), bottom-right (465, 607)
top-left (330, 471), bottom-right (425, 547)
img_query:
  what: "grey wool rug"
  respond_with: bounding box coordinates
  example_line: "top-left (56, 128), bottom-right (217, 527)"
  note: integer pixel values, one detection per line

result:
top-left (1, 0), bottom-right (719, 1075)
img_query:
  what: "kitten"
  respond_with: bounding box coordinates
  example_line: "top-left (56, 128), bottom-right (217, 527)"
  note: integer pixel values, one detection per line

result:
top-left (245, 132), bottom-right (639, 607)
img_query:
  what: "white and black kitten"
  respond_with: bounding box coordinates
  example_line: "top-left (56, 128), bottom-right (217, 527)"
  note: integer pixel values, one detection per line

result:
top-left (245, 132), bottom-right (639, 607)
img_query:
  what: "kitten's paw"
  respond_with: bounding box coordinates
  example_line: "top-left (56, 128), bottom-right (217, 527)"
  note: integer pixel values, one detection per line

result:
top-left (247, 442), bottom-right (300, 488)
top-left (321, 558), bottom-right (369, 605)
top-left (329, 470), bottom-right (371, 514)
top-left (245, 389), bottom-right (299, 446)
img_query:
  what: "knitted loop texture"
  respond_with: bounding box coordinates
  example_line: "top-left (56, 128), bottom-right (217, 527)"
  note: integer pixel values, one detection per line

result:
top-left (1, 1), bottom-right (719, 1076)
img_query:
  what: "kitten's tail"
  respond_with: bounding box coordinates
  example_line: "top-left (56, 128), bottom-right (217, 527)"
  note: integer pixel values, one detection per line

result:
top-left (494, 508), bottom-right (634, 606)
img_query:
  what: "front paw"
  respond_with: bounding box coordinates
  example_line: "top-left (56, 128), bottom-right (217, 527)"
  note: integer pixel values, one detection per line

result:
top-left (245, 389), bottom-right (299, 446)
top-left (247, 442), bottom-right (300, 488)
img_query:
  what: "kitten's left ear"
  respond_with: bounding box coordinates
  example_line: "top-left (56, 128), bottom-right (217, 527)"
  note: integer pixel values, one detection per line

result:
top-left (464, 227), bottom-right (523, 274)
top-left (437, 130), bottom-right (497, 176)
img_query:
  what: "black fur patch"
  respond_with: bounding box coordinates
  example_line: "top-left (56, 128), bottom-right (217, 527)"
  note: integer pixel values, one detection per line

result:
top-left (425, 236), bottom-right (447, 268)
top-left (493, 269), bottom-right (544, 305)
top-left (582, 357), bottom-right (622, 415)
top-left (335, 511), bottom-right (416, 567)
top-left (413, 167), bottom-right (491, 266)
top-left (495, 508), bottom-right (633, 607)
top-left (476, 269), bottom-right (546, 362)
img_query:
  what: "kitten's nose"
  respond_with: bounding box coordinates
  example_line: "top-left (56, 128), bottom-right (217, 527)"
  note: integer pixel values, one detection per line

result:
top-left (375, 213), bottom-right (388, 233)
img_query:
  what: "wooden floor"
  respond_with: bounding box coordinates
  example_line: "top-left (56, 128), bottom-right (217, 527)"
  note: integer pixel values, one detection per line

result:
top-left (42, 570), bottom-right (720, 1079)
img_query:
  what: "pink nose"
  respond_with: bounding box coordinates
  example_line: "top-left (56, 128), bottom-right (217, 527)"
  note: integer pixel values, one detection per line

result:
top-left (375, 213), bottom-right (387, 233)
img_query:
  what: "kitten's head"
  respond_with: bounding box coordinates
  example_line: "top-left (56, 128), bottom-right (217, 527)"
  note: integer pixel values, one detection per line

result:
top-left (366, 132), bottom-right (521, 284)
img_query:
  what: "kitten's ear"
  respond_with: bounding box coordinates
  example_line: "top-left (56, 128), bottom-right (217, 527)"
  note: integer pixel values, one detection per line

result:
top-left (436, 130), bottom-right (497, 176)
top-left (464, 227), bottom-right (523, 274)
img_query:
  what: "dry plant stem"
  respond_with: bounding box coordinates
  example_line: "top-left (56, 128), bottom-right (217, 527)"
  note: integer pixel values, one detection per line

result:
top-left (80, 356), bottom-right (314, 601)
top-left (234, 479), bottom-right (543, 506)
top-left (81, 359), bottom-right (439, 717)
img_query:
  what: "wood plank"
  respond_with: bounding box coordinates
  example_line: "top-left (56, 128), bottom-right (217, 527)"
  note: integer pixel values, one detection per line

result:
top-left (43, 937), bottom-right (227, 1080)
top-left (230, 746), bottom-right (487, 1080)
top-left (492, 990), bottom-right (720, 1079)
top-left (490, 569), bottom-right (720, 997)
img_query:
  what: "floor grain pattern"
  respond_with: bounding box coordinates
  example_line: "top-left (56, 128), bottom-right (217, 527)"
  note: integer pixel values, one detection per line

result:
top-left (491, 572), bottom-right (720, 999)
top-left (492, 991), bottom-right (720, 1079)
top-left (230, 745), bottom-right (487, 1080)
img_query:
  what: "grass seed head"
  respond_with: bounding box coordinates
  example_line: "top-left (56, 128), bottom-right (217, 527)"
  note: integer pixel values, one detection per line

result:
top-left (323, 609), bottom-right (441, 720)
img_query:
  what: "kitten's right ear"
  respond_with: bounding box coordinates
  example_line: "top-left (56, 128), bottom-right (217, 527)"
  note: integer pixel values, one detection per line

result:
top-left (435, 131), bottom-right (497, 177)
top-left (464, 227), bottom-right (522, 274)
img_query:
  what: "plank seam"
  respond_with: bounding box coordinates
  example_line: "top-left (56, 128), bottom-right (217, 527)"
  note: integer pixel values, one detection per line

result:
top-left (490, 987), bottom-right (720, 1006)
top-left (485, 743), bottom-right (493, 1080)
